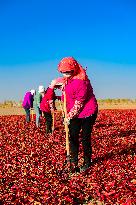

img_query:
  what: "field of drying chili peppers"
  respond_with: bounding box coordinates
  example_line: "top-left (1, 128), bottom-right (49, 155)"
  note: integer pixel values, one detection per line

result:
top-left (0, 110), bottom-right (136, 205)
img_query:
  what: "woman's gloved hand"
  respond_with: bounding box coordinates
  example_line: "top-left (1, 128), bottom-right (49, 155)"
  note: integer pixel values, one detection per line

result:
top-left (63, 117), bottom-right (70, 125)
top-left (49, 79), bottom-right (58, 89)
top-left (49, 77), bottom-right (65, 89)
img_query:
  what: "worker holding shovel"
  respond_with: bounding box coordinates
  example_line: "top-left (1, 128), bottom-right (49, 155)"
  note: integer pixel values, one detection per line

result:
top-left (40, 82), bottom-right (62, 134)
top-left (53, 57), bottom-right (98, 173)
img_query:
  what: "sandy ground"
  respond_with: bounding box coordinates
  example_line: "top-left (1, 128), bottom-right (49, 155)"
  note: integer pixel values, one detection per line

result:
top-left (0, 103), bottom-right (136, 116)
top-left (0, 107), bottom-right (25, 116)
top-left (99, 103), bottom-right (136, 110)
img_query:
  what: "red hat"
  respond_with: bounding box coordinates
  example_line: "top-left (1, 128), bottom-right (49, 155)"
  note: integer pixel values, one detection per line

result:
top-left (58, 57), bottom-right (88, 80)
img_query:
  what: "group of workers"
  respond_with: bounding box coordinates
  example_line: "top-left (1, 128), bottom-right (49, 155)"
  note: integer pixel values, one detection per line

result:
top-left (22, 82), bottom-right (58, 134)
top-left (22, 57), bottom-right (98, 173)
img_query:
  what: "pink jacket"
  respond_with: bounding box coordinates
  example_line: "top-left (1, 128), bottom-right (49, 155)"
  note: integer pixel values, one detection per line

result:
top-left (40, 88), bottom-right (55, 113)
top-left (63, 79), bottom-right (98, 118)
top-left (22, 92), bottom-right (33, 109)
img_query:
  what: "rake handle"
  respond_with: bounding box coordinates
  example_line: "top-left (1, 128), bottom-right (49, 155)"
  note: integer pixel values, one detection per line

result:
top-left (52, 110), bottom-right (55, 133)
top-left (31, 108), bottom-right (34, 120)
top-left (63, 91), bottom-right (70, 158)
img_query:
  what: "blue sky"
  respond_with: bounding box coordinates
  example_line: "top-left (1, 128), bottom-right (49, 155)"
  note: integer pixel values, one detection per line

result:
top-left (0, 0), bottom-right (136, 101)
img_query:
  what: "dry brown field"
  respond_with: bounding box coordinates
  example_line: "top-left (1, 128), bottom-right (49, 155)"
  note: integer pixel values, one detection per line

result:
top-left (98, 103), bottom-right (136, 110)
top-left (0, 103), bottom-right (136, 116)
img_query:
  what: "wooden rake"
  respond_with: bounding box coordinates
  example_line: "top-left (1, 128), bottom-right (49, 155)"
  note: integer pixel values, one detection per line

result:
top-left (52, 110), bottom-right (55, 133)
top-left (58, 100), bottom-right (65, 118)
top-left (31, 108), bottom-right (34, 121)
top-left (63, 90), bottom-right (70, 165)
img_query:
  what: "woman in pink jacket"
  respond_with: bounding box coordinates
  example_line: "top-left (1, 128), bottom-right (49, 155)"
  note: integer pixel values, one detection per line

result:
top-left (40, 87), bottom-right (56, 134)
top-left (53, 57), bottom-right (98, 173)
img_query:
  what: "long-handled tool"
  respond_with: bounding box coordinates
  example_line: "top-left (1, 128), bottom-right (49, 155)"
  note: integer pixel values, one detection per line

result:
top-left (52, 110), bottom-right (55, 133)
top-left (31, 108), bottom-right (34, 121)
top-left (59, 100), bottom-right (65, 118)
top-left (63, 90), bottom-right (70, 164)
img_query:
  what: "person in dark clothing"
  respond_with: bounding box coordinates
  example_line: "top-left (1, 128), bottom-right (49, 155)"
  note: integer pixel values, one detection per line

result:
top-left (40, 84), bottom-right (57, 134)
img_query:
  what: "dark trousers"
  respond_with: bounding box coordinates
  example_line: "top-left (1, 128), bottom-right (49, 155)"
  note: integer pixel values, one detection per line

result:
top-left (44, 112), bottom-right (52, 134)
top-left (68, 112), bottom-right (97, 166)
top-left (24, 108), bottom-right (30, 122)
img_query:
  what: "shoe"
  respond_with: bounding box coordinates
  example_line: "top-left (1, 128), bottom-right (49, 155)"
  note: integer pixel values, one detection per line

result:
top-left (74, 166), bottom-right (80, 173)
top-left (70, 163), bottom-right (80, 173)
top-left (80, 164), bottom-right (91, 172)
